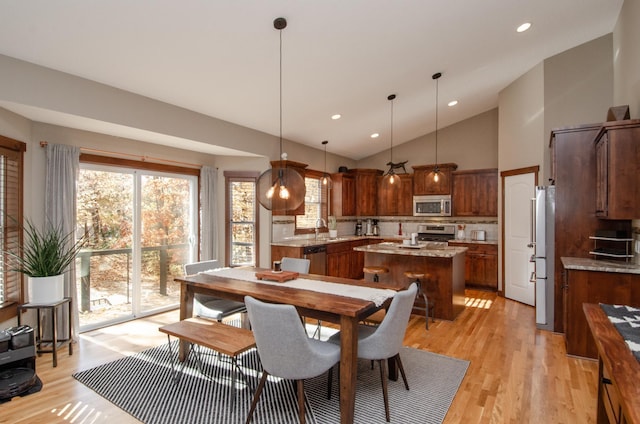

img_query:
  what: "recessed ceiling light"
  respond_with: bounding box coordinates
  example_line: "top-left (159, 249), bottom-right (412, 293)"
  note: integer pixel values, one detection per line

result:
top-left (517, 22), bottom-right (531, 33)
top-left (448, 100), bottom-right (458, 107)
top-left (370, 133), bottom-right (379, 139)
top-left (331, 114), bottom-right (341, 120)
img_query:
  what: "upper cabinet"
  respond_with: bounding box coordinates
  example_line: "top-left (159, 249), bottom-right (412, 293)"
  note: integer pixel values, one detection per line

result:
top-left (452, 169), bottom-right (498, 217)
top-left (350, 169), bottom-right (382, 216)
top-left (270, 160), bottom-right (307, 216)
top-left (377, 173), bottom-right (413, 216)
top-left (412, 163), bottom-right (457, 195)
top-left (595, 120), bottom-right (640, 219)
top-left (330, 172), bottom-right (356, 216)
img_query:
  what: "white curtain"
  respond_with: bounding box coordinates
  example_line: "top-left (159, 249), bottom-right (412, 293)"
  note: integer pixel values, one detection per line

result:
top-left (44, 143), bottom-right (80, 340)
top-left (200, 166), bottom-right (218, 261)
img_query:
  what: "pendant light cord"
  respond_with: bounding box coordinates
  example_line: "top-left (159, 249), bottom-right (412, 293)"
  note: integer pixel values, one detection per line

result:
top-left (279, 25), bottom-right (283, 160)
top-left (434, 76), bottom-right (439, 167)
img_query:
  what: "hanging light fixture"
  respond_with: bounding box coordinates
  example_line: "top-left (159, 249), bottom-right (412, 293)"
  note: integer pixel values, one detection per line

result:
top-left (432, 72), bottom-right (442, 182)
top-left (257, 17), bottom-right (305, 211)
top-left (321, 140), bottom-right (332, 187)
top-left (383, 94), bottom-right (406, 187)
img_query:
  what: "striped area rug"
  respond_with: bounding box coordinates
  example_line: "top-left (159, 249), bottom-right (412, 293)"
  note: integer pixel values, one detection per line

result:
top-left (73, 341), bottom-right (468, 424)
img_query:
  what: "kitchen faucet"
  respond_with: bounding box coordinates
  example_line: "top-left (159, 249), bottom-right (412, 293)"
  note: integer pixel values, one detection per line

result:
top-left (315, 218), bottom-right (327, 240)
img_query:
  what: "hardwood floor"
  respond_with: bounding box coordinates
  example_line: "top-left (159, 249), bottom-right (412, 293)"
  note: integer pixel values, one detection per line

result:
top-left (0, 289), bottom-right (598, 423)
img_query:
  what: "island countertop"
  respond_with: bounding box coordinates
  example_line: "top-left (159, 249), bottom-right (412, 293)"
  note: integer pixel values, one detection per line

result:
top-left (353, 241), bottom-right (467, 258)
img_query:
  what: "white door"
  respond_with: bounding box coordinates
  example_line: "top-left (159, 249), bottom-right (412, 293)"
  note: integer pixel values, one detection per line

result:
top-left (504, 172), bottom-right (535, 305)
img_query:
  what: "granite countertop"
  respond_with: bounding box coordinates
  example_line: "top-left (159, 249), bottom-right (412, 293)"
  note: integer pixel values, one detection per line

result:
top-left (561, 257), bottom-right (640, 275)
top-left (353, 241), bottom-right (467, 258)
top-left (271, 235), bottom-right (383, 248)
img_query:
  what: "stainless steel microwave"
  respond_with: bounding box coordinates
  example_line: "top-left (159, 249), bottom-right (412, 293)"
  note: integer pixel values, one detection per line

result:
top-left (413, 195), bottom-right (452, 216)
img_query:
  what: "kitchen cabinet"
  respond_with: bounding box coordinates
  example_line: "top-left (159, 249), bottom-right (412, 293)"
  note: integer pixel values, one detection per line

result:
top-left (562, 264), bottom-right (640, 359)
top-left (412, 163), bottom-right (457, 195)
top-left (271, 245), bottom-right (304, 262)
top-left (270, 160), bottom-right (308, 216)
top-left (448, 242), bottom-right (497, 290)
top-left (548, 124), bottom-right (631, 333)
top-left (376, 173), bottom-right (413, 216)
top-left (451, 169), bottom-right (498, 217)
top-left (330, 172), bottom-right (356, 216)
top-left (594, 120), bottom-right (640, 219)
top-left (349, 169), bottom-right (382, 217)
top-left (326, 238), bottom-right (376, 279)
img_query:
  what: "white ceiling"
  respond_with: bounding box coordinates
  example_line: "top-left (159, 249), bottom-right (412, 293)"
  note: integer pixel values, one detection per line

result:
top-left (0, 1), bottom-right (624, 160)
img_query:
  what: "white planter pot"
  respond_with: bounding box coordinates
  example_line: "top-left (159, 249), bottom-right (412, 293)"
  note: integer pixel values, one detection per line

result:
top-left (328, 229), bottom-right (338, 239)
top-left (28, 275), bottom-right (65, 304)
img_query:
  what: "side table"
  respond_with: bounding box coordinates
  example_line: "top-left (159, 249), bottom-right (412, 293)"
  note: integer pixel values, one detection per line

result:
top-left (17, 297), bottom-right (73, 367)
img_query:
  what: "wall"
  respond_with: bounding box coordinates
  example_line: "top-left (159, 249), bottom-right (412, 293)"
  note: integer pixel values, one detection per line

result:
top-left (356, 108), bottom-right (498, 172)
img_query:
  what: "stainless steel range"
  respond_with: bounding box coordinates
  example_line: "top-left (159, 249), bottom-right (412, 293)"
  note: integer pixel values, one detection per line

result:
top-left (416, 224), bottom-right (456, 241)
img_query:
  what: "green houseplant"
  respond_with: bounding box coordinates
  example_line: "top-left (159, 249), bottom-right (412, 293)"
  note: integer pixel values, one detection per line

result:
top-left (6, 218), bottom-right (86, 303)
top-left (328, 215), bottom-right (338, 239)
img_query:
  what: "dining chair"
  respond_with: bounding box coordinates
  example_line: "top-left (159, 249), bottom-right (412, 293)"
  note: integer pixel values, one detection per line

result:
top-left (280, 257), bottom-right (310, 273)
top-left (328, 283), bottom-right (418, 422)
top-left (183, 260), bottom-right (247, 324)
top-left (279, 257), bottom-right (323, 339)
top-left (244, 295), bottom-right (340, 424)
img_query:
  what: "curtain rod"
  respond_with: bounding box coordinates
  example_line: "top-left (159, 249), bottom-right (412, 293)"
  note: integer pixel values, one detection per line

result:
top-left (39, 141), bottom-right (202, 169)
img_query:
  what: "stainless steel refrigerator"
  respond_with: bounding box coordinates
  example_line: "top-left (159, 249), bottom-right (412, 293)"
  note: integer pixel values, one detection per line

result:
top-left (531, 185), bottom-right (555, 331)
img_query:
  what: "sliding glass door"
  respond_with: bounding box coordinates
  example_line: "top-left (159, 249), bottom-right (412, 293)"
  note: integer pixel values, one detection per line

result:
top-left (77, 164), bottom-right (197, 331)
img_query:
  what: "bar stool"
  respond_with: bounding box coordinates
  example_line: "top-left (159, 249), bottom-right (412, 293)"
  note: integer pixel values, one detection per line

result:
top-left (363, 266), bottom-right (388, 283)
top-left (404, 271), bottom-right (435, 329)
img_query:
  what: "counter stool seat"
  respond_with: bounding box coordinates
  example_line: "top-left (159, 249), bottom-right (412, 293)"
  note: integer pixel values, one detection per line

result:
top-left (404, 271), bottom-right (435, 330)
top-left (364, 266), bottom-right (388, 283)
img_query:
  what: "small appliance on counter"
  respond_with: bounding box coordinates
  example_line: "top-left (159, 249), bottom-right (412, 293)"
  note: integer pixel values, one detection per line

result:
top-left (355, 220), bottom-right (362, 236)
top-left (470, 230), bottom-right (486, 241)
top-left (365, 218), bottom-right (373, 236)
top-left (372, 219), bottom-right (380, 236)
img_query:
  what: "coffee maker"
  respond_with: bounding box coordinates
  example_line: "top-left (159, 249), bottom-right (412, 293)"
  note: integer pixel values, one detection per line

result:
top-left (355, 220), bottom-right (363, 236)
top-left (372, 219), bottom-right (380, 236)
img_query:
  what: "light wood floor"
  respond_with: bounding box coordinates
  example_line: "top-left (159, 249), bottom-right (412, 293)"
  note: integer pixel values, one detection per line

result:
top-left (1, 289), bottom-right (598, 423)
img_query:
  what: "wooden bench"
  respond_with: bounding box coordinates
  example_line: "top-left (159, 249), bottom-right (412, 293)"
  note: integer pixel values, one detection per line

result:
top-left (159, 317), bottom-right (256, 399)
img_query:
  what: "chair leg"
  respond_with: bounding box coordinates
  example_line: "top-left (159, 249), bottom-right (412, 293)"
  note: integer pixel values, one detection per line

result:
top-left (246, 371), bottom-right (269, 424)
top-left (421, 291), bottom-right (430, 330)
top-left (394, 354), bottom-right (410, 391)
top-left (327, 367), bottom-right (333, 400)
top-left (297, 379), bottom-right (306, 424)
top-left (378, 359), bottom-right (390, 422)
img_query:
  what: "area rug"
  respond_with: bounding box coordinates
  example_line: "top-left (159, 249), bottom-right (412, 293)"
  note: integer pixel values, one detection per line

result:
top-left (73, 341), bottom-right (468, 424)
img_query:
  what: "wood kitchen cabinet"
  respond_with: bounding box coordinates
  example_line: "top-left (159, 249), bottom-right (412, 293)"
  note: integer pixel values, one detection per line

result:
top-left (349, 169), bottom-right (382, 217)
top-left (376, 173), bottom-right (413, 216)
top-left (412, 163), bottom-right (457, 195)
top-left (548, 124), bottom-right (631, 333)
top-left (562, 264), bottom-right (640, 359)
top-left (330, 172), bottom-right (356, 216)
top-left (326, 238), bottom-right (377, 279)
top-left (270, 160), bottom-right (308, 216)
top-left (451, 169), bottom-right (498, 217)
top-left (594, 120), bottom-right (640, 219)
top-left (448, 241), bottom-right (497, 290)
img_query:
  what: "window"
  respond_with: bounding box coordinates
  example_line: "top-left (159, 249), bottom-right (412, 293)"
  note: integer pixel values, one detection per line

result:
top-left (0, 135), bottom-right (26, 322)
top-left (296, 170), bottom-right (328, 234)
top-left (225, 171), bottom-right (259, 267)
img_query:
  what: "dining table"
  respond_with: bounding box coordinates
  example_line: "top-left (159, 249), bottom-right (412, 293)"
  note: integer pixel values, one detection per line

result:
top-left (175, 266), bottom-right (401, 424)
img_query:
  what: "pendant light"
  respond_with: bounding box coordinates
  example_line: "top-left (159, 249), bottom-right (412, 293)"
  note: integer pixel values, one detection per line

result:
top-left (432, 72), bottom-right (442, 182)
top-left (382, 94), bottom-right (405, 187)
top-left (257, 17), bottom-right (305, 211)
top-left (321, 140), bottom-right (332, 187)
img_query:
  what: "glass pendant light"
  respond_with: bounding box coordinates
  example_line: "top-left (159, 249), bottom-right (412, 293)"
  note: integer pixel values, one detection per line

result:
top-left (382, 94), bottom-right (405, 187)
top-left (257, 17), bottom-right (305, 211)
top-left (321, 140), bottom-right (332, 188)
top-left (432, 72), bottom-right (442, 182)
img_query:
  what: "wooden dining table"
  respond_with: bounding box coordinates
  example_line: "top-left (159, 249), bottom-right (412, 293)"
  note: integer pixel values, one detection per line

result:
top-left (175, 267), bottom-right (400, 424)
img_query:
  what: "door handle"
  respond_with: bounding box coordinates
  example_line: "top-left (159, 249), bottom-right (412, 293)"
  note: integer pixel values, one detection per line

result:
top-left (529, 271), bottom-right (536, 283)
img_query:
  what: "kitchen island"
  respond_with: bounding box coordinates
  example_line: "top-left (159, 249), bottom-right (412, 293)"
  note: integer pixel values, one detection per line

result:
top-left (354, 242), bottom-right (467, 320)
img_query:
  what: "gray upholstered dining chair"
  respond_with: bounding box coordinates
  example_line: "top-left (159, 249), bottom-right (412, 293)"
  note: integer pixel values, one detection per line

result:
top-left (280, 257), bottom-right (310, 273)
top-left (244, 295), bottom-right (340, 424)
top-left (183, 260), bottom-right (247, 324)
top-left (328, 283), bottom-right (418, 422)
top-left (279, 257), bottom-right (322, 339)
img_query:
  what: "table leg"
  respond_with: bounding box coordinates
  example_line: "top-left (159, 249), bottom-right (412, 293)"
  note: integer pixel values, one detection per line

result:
top-left (67, 298), bottom-right (73, 356)
top-left (52, 305), bottom-right (58, 367)
top-left (179, 283), bottom-right (194, 361)
top-left (339, 315), bottom-right (358, 424)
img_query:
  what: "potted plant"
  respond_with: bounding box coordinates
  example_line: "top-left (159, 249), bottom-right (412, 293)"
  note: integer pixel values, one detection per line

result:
top-left (328, 215), bottom-right (338, 239)
top-left (5, 219), bottom-right (86, 304)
